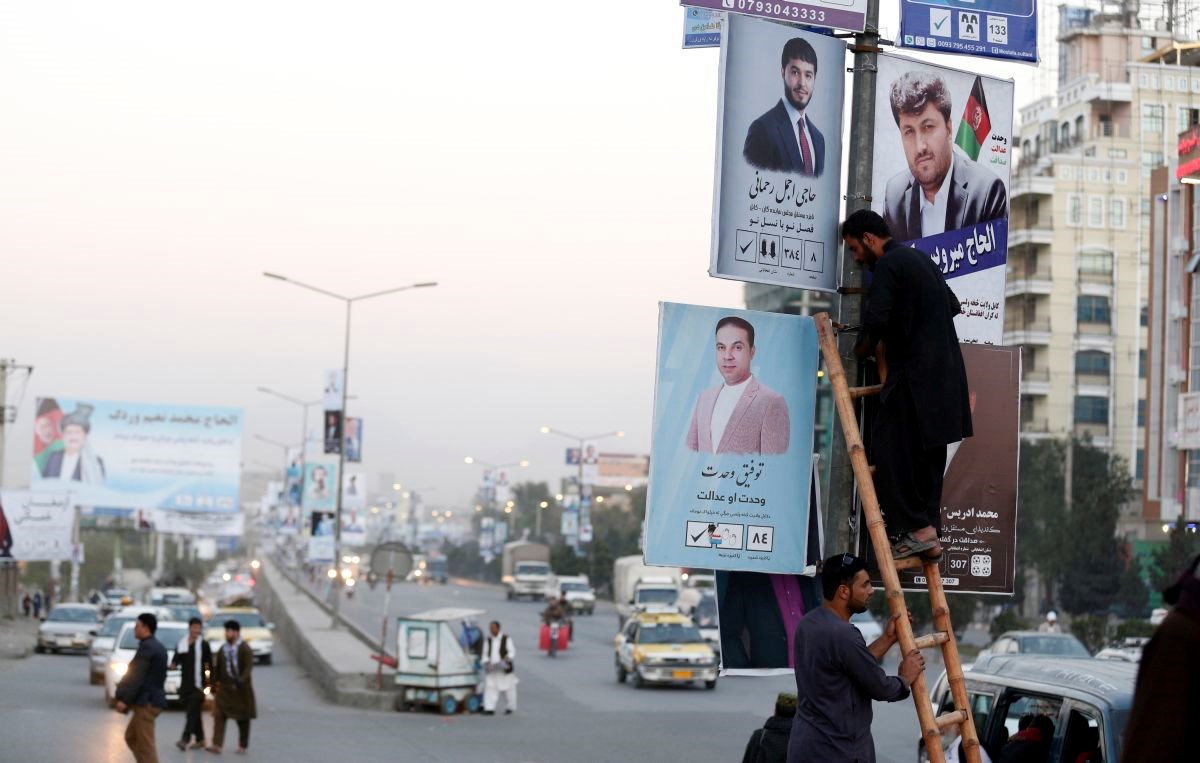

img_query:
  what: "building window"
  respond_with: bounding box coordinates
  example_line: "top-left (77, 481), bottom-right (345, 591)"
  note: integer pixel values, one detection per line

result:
top-left (1117, 169), bottom-right (1128, 183)
top-left (1141, 303), bottom-right (1149, 326)
top-left (1060, 122), bottom-right (1070, 147)
top-left (1088, 196), bottom-right (1104, 227)
top-left (1110, 197), bottom-right (1125, 229)
top-left (1077, 295), bottom-right (1111, 323)
top-left (1088, 167), bottom-right (1099, 182)
top-left (1166, 75), bottom-right (1175, 91)
top-left (1140, 349), bottom-right (1147, 378)
top-left (1079, 251), bottom-right (1113, 273)
top-left (1181, 77), bottom-right (1189, 91)
top-left (1194, 78), bottom-right (1200, 93)
top-left (1076, 350), bottom-right (1111, 375)
top-left (1143, 151), bottom-right (1165, 177)
top-left (1142, 104), bottom-right (1164, 133)
top-left (1075, 395), bottom-right (1109, 424)
top-left (1138, 399), bottom-right (1146, 427)
top-left (1139, 73), bottom-right (1149, 88)
top-left (1136, 449), bottom-right (1145, 480)
top-left (1068, 194), bottom-right (1083, 226)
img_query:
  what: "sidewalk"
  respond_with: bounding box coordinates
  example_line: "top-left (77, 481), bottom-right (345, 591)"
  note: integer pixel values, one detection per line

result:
top-left (0, 617), bottom-right (38, 659)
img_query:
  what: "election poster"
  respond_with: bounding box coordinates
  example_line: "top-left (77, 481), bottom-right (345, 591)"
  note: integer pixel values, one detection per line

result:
top-left (343, 417), bottom-right (363, 462)
top-left (859, 344), bottom-right (1021, 594)
top-left (322, 369), bottom-right (344, 411)
top-left (151, 508), bottom-right (245, 537)
top-left (0, 490), bottom-right (73, 561)
top-left (308, 510), bottom-right (335, 562)
top-left (644, 302), bottom-right (817, 573)
top-left (341, 510), bottom-right (367, 547)
top-left (683, 6), bottom-right (723, 49)
top-left (342, 471), bottom-right (367, 510)
top-left (899, 0), bottom-right (1038, 63)
top-left (710, 14), bottom-right (844, 294)
top-left (870, 53), bottom-right (1014, 345)
top-left (30, 397), bottom-right (243, 511)
top-left (682, 0), bottom-right (867, 33)
top-left (323, 410), bottom-right (343, 455)
top-left (302, 458), bottom-right (338, 511)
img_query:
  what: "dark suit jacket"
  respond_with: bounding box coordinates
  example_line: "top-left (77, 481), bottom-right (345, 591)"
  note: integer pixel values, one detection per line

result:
top-left (882, 151), bottom-right (1008, 242)
top-left (717, 572), bottom-right (819, 670)
top-left (171, 637), bottom-right (213, 694)
top-left (743, 100), bottom-right (825, 177)
top-left (40, 449), bottom-right (106, 480)
top-left (863, 241), bottom-right (972, 448)
top-left (115, 635), bottom-right (168, 709)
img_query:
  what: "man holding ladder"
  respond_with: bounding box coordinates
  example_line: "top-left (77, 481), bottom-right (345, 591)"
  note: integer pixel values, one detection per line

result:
top-left (840, 209), bottom-right (972, 561)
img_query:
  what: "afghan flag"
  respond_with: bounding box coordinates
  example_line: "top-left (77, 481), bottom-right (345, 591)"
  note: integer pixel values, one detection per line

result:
top-left (954, 76), bottom-right (991, 161)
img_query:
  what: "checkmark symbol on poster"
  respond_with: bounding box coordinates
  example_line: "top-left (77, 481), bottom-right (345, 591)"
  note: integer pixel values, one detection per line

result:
top-left (739, 239), bottom-right (753, 253)
top-left (690, 530), bottom-right (706, 542)
top-left (930, 8), bottom-right (951, 37)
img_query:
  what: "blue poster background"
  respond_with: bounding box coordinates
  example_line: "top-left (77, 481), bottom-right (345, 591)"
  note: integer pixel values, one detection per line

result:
top-left (644, 303), bottom-right (817, 573)
top-left (899, 0), bottom-right (1038, 63)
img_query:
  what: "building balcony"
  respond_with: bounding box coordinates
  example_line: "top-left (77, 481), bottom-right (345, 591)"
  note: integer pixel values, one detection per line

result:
top-left (1020, 418), bottom-right (1053, 439)
top-left (1021, 368), bottom-right (1051, 395)
top-left (1006, 273), bottom-right (1053, 297)
top-left (1009, 228), bottom-right (1054, 248)
top-left (1004, 318), bottom-right (1051, 346)
top-left (1011, 174), bottom-right (1055, 199)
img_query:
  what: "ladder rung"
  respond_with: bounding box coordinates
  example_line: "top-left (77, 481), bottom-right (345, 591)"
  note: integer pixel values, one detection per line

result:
top-left (914, 632), bottom-right (950, 650)
top-left (849, 384), bottom-right (882, 399)
top-left (893, 556), bottom-right (925, 571)
top-left (936, 710), bottom-right (968, 729)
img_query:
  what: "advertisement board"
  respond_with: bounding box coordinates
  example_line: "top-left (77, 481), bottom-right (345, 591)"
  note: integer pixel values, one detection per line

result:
top-left (151, 509), bottom-right (245, 537)
top-left (0, 490), bottom-right (73, 561)
top-left (899, 0), bottom-right (1038, 63)
top-left (870, 53), bottom-right (1015, 345)
top-left (710, 14), bottom-right (845, 294)
top-left (302, 459), bottom-right (339, 511)
top-left (683, 6), bottom-right (723, 48)
top-left (682, 0), bottom-right (867, 33)
top-left (644, 302), bottom-right (817, 573)
top-left (31, 397), bottom-right (242, 511)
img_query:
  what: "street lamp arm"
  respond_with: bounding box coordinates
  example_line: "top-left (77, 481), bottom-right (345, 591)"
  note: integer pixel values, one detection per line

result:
top-left (256, 387), bottom-right (311, 407)
top-left (262, 272), bottom-right (349, 302)
top-left (253, 434), bottom-right (293, 450)
top-left (350, 281), bottom-right (438, 303)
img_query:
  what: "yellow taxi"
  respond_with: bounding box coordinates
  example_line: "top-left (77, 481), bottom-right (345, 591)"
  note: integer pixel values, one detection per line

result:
top-left (613, 611), bottom-right (718, 690)
top-left (204, 607), bottom-right (275, 665)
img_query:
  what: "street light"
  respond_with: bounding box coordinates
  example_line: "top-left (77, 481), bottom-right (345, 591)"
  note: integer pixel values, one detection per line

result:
top-left (539, 425), bottom-right (626, 573)
top-left (264, 271), bottom-right (437, 628)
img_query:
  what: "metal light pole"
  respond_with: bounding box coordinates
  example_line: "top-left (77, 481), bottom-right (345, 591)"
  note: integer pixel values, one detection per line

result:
top-left (264, 272), bottom-right (437, 628)
top-left (538, 426), bottom-right (625, 569)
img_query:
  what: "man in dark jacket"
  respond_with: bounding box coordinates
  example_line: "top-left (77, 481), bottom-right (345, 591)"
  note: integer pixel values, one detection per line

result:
top-left (170, 616), bottom-right (213, 750)
top-left (841, 209), bottom-right (972, 561)
top-left (742, 692), bottom-right (796, 763)
top-left (114, 612), bottom-right (168, 763)
top-left (208, 620), bottom-right (256, 754)
top-left (1121, 552), bottom-right (1200, 761)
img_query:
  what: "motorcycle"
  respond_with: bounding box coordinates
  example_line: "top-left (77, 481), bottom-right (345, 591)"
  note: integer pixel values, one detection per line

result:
top-left (539, 618), bottom-right (569, 657)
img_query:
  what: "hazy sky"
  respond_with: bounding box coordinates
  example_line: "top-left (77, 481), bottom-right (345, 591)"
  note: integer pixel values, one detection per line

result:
top-left (0, 2), bottom-right (1038, 506)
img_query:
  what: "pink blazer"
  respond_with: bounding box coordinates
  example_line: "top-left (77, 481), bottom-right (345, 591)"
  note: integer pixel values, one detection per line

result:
top-left (685, 378), bottom-right (790, 455)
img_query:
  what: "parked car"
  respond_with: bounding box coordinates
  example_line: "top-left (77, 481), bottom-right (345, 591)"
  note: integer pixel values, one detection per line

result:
top-left (919, 654), bottom-right (1136, 762)
top-left (614, 611), bottom-right (718, 690)
top-left (102, 587), bottom-right (132, 613)
top-left (88, 606), bottom-right (174, 684)
top-left (205, 607), bottom-right (274, 664)
top-left (979, 630), bottom-right (1091, 659)
top-left (36, 604), bottom-right (102, 654)
top-left (1094, 637), bottom-right (1149, 663)
top-left (104, 621), bottom-right (189, 707)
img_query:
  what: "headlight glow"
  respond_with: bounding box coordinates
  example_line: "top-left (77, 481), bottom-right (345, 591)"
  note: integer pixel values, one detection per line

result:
top-left (111, 661), bottom-right (129, 676)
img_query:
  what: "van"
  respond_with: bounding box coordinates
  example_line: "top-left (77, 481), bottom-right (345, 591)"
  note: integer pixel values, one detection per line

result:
top-left (919, 654), bottom-right (1136, 762)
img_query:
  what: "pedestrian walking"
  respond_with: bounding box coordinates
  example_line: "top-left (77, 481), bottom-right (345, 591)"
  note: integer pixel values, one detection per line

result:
top-left (208, 620), bottom-right (256, 754)
top-left (113, 613), bottom-right (168, 763)
top-left (841, 209), bottom-right (972, 561)
top-left (1036, 611), bottom-right (1061, 633)
top-left (32, 591), bottom-right (43, 619)
top-left (1121, 553), bottom-right (1200, 762)
top-left (742, 692), bottom-right (795, 763)
top-left (170, 617), bottom-right (212, 751)
top-left (22, 593), bottom-right (31, 617)
top-left (481, 620), bottom-right (517, 715)
top-left (786, 554), bottom-right (924, 763)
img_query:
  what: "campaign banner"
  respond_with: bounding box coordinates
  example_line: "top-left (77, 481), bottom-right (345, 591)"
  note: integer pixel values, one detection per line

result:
top-left (0, 490), bottom-right (73, 561)
top-left (682, 0), bottom-right (866, 33)
top-left (567, 450), bottom-right (650, 488)
top-left (31, 397), bottom-right (242, 511)
top-left (1179, 392), bottom-right (1200, 449)
top-left (899, 0), bottom-right (1038, 63)
top-left (323, 370), bottom-right (344, 411)
top-left (302, 458), bottom-right (338, 511)
top-left (859, 344), bottom-right (1021, 594)
top-left (309, 510), bottom-right (336, 562)
top-left (493, 469), bottom-right (512, 508)
top-left (343, 417), bottom-right (363, 463)
top-left (284, 447), bottom-right (303, 507)
top-left (710, 14), bottom-right (845, 294)
top-left (644, 303), bottom-right (817, 573)
top-left (343, 471), bottom-right (367, 510)
top-left (151, 508), bottom-right (245, 537)
top-left (683, 6), bottom-right (723, 48)
top-left (278, 505), bottom-right (301, 535)
top-left (323, 410), bottom-right (343, 455)
top-left (479, 517), bottom-right (495, 559)
top-left (561, 508), bottom-right (579, 537)
top-left (870, 53), bottom-right (1014, 345)
top-left (342, 510), bottom-right (367, 547)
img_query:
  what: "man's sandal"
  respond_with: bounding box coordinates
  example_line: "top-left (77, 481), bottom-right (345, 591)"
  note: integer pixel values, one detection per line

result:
top-left (890, 531), bottom-right (942, 561)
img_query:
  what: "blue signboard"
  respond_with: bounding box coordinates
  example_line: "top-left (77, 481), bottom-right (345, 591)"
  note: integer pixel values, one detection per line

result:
top-left (683, 7), bottom-right (723, 49)
top-left (899, 0), bottom-right (1038, 63)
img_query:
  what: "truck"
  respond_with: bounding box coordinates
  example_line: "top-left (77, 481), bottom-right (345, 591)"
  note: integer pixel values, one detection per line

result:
top-left (548, 574), bottom-right (596, 615)
top-left (612, 555), bottom-right (682, 626)
top-left (501, 541), bottom-right (552, 601)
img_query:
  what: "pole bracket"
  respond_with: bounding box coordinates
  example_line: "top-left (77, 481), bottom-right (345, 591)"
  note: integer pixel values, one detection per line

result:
top-left (849, 45), bottom-right (884, 54)
top-left (844, 192), bottom-right (872, 202)
top-left (848, 64), bottom-right (878, 73)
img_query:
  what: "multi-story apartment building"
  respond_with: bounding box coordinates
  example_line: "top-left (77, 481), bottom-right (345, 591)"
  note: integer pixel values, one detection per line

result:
top-left (1007, 7), bottom-right (1199, 538)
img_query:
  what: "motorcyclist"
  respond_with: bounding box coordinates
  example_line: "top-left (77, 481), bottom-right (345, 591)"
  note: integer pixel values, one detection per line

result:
top-left (541, 598), bottom-right (565, 624)
top-left (557, 593), bottom-right (575, 642)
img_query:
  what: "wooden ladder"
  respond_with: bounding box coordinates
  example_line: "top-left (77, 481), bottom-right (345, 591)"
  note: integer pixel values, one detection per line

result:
top-left (814, 312), bottom-right (981, 763)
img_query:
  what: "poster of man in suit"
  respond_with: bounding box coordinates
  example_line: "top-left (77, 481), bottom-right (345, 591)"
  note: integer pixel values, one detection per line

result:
top-left (871, 53), bottom-right (1015, 345)
top-left (644, 302), bottom-right (817, 574)
top-left (709, 13), bottom-right (844, 294)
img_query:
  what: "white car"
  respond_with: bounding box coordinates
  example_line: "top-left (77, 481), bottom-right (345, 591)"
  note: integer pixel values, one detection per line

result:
top-left (556, 576), bottom-right (597, 615)
top-left (104, 621), bottom-right (189, 707)
top-left (36, 604), bottom-right (102, 654)
top-left (850, 612), bottom-right (884, 644)
top-left (87, 606), bottom-right (173, 684)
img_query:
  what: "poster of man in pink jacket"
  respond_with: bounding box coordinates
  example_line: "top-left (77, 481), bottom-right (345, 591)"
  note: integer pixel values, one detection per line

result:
top-left (685, 316), bottom-right (791, 455)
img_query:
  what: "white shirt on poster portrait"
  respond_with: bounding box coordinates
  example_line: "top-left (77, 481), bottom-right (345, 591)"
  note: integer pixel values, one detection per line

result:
top-left (919, 152), bottom-right (955, 238)
top-left (710, 375), bottom-right (753, 449)
top-left (59, 452), bottom-right (80, 481)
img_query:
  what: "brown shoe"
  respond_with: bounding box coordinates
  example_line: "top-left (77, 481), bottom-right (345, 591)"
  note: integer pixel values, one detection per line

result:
top-left (206, 746), bottom-right (222, 754)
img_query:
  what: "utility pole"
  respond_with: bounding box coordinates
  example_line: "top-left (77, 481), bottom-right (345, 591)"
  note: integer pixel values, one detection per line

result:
top-left (828, 0), bottom-right (880, 552)
top-left (1, 359), bottom-right (34, 616)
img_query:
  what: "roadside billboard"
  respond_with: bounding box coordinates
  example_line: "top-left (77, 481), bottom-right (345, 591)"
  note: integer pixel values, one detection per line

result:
top-left (309, 511), bottom-right (336, 562)
top-left (871, 53), bottom-right (1014, 345)
top-left (151, 508), bottom-right (245, 537)
top-left (899, 0), bottom-right (1038, 63)
top-left (0, 490), bottom-right (73, 561)
top-left (567, 449), bottom-right (650, 488)
top-left (683, 6), bottom-right (723, 49)
top-left (682, 0), bottom-right (867, 33)
top-left (30, 397), bottom-right (242, 511)
top-left (302, 458), bottom-right (339, 511)
top-left (644, 302), bottom-right (817, 573)
top-left (710, 14), bottom-right (845, 294)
